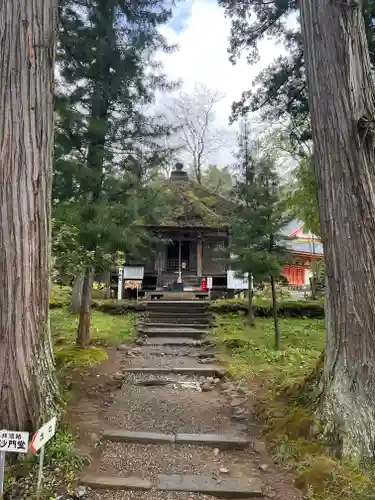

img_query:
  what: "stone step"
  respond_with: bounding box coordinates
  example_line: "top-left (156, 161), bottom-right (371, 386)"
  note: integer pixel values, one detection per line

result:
top-left (80, 475), bottom-right (151, 490)
top-left (144, 337), bottom-right (214, 347)
top-left (81, 473), bottom-right (263, 498)
top-left (102, 430), bottom-right (175, 444)
top-left (146, 310), bottom-right (212, 316)
top-left (122, 366), bottom-right (225, 377)
top-left (157, 474), bottom-right (263, 498)
top-left (142, 322), bottom-right (211, 330)
top-left (146, 317), bottom-right (213, 325)
top-left (140, 327), bottom-right (208, 337)
top-left (101, 430), bottom-right (250, 449)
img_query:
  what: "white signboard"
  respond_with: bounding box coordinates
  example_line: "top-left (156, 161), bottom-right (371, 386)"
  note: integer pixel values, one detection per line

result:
top-left (29, 417), bottom-right (57, 453)
top-left (207, 277), bottom-right (213, 289)
top-left (227, 271), bottom-right (250, 290)
top-left (118, 267), bottom-right (124, 300)
top-left (123, 266), bottom-right (144, 280)
top-left (0, 430), bottom-right (29, 454)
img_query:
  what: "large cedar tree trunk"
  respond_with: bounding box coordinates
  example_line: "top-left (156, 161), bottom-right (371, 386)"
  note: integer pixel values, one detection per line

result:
top-left (300, 0), bottom-right (375, 457)
top-left (0, 0), bottom-right (59, 429)
top-left (76, 268), bottom-right (94, 348)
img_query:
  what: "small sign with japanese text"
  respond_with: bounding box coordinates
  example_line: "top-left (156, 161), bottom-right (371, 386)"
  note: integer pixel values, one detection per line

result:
top-left (29, 417), bottom-right (57, 453)
top-left (0, 430), bottom-right (29, 454)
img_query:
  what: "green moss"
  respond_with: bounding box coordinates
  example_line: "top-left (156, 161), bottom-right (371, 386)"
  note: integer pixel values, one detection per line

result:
top-left (54, 346), bottom-right (108, 369)
top-left (50, 308), bottom-right (135, 373)
top-left (215, 314), bottom-right (324, 387)
top-left (50, 307), bottom-right (136, 346)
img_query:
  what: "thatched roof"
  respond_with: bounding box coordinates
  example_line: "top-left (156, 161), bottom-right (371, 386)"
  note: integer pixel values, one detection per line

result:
top-left (155, 165), bottom-right (233, 228)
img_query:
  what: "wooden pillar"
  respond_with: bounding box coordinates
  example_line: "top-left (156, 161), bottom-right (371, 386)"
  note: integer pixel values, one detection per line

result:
top-left (197, 238), bottom-right (203, 277)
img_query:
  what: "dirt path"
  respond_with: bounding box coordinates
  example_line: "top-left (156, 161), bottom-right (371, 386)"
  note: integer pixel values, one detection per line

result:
top-left (75, 301), bottom-right (301, 500)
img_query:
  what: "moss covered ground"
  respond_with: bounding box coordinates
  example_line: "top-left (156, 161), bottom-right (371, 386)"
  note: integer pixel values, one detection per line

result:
top-left (215, 313), bottom-right (375, 500)
top-left (51, 307), bottom-right (135, 370)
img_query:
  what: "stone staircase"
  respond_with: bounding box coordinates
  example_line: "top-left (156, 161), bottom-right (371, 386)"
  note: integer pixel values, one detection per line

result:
top-left (79, 299), bottom-right (265, 499)
top-left (139, 299), bottom-right (214, 333)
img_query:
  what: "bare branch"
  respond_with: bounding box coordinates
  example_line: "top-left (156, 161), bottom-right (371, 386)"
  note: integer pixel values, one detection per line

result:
top-left (166, 82), bottom-right (230, 183)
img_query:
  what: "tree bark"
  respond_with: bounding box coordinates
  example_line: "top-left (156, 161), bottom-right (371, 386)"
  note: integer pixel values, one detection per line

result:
top-left (247, 274), bottom-right (255, 326)
top-left (71, 273), bottom-right (84, 313)
top-left (300, 0), bottom-right (375, 457)
top-left (270, 276), bottom-right (280, 350)
top-left (76, 267), bottom-right (94, 348)
top-left (0, 0), bottom-right (59, 430)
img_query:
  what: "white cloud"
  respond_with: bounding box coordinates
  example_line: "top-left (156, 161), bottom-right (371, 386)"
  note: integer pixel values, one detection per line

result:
top-left (156, 0), bottom-right (288, 167)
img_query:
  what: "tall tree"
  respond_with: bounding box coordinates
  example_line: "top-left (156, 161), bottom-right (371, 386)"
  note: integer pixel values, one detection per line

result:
top-left (300, 1), bottom-right (375, 458)
top-left (167, 83), bottom-right (228, 183)
top-left (219, 0), bottom-right (375, 142)
top-left (230, 124), bottom-right (291, 340)
top-left (56, 0), bottom-right (172, 347)
top-left (288, 156), bottom-right (320, 237)
top-left (0, 0), bottom-right (59, 429)
top-left (200, 164), bottom-right (233, 197)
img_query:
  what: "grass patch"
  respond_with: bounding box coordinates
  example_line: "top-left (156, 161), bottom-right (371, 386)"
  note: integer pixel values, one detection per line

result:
top-left (51, 307), bottom-right (135, 348)
top-left (50, 308), bottom-right (135, 396)
top-left (215, 314), bottom-right (375, 500)
top-left (216, 314), bottom-right (324, 387)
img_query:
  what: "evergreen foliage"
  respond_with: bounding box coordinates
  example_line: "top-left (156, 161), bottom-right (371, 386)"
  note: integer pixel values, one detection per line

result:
top-left (229, 126), bottom-right (291, 342)
top-left (219, 0), bottom-right (375, 143)
top-left (54, 0), bottom-right (175, 345)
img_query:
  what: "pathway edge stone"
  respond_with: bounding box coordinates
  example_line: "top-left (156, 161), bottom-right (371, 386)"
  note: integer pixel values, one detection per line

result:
top-left (80, 475), bottom-right (152, 490)
top-left (102, 430), bottom-right (175, 444)
top-left (156, 474), bottom-right (264, 498)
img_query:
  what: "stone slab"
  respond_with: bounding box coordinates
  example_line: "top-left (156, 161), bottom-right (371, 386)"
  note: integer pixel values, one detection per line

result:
top-left (102, 430), bottom-right (175, 444)
top-left (144, 338), bottom-right (213, 346)
top-left (122, 366), bottom-right (225, 376)
top-left (143, 328), bottom-right (208, 333)
top-left (172, 366), bottom-right (226, 377)
top-left (141, 328), bottom-right (207, 337)
top-left (122, 367), bottom-right (174, 374)
top-left (143, 323), bottom-right (209, 329)
top-left (81, 475), bottom-right (152, 490)
top-left (156, 474), bottom-right (263, 498)
top-left (121, 366), bottom-right (225, 377)
top-left (175, 433), bottom-right (249, 448)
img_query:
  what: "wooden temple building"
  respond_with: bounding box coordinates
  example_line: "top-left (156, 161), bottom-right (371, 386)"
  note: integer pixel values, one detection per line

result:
top-left (139, 163), bottom-right (233, 294)
top-left (114, 163), bottom-right (323, 296)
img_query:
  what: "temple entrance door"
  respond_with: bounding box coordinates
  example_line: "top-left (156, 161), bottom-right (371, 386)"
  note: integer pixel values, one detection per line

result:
top-left (167, 240), bottom-right (190, 274)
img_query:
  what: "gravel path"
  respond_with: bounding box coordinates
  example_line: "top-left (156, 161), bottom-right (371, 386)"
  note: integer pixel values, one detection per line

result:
top-left (106, 372), bottom-right (239, 434)
top-left (81, 317), bottom-right (302, 500)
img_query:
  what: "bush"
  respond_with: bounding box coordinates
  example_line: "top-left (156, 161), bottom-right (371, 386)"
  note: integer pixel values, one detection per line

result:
top-left (211, 299), bottom-right (324, 318)
top-left (48, 293), bottom-right (325, 318)
top-left (92, 299), bottom-right (145, 314)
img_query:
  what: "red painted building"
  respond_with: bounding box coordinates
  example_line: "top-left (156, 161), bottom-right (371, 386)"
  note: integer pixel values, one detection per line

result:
top-left (282, 221), bottom-right (323, 286)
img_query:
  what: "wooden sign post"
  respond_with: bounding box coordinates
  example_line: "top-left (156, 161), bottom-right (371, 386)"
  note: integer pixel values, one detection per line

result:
top-left (29, 417), bottom-right (57, 499)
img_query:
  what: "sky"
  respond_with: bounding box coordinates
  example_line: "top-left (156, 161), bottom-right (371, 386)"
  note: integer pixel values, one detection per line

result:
top-left (156, 0), bottom-right (289, 168)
